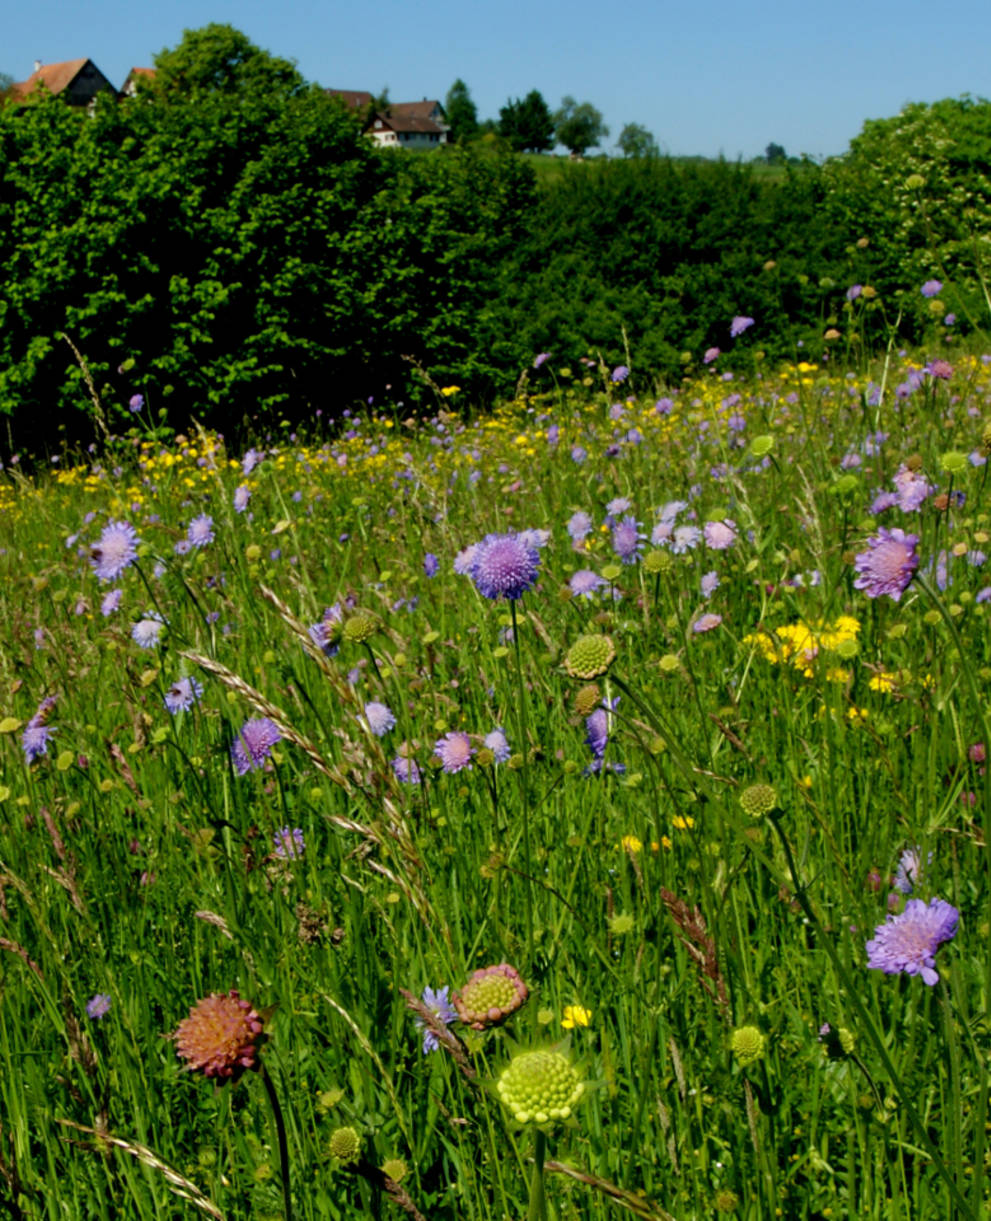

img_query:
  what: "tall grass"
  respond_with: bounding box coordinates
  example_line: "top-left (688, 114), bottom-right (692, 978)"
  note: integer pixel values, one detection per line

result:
top-left (1, 349), bottom-right (989, 1219)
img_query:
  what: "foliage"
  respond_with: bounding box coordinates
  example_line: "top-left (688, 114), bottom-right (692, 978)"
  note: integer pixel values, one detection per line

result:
top-left (617, 121), bottom-right (659, 159)
top-left (444, 78), bottom-right (478, 143)
top-left (149, 22), bottom-right (305, 100)
top-left (553, 96), bottom-right (609, 157)
top-left (764, 141), bottom-right (787, 165)
top-left (498, 89), bottom-right (555, 154)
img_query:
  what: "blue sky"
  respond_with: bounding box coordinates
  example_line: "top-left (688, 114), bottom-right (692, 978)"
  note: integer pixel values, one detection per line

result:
top-left (5, 0), bottom-right (990, 160)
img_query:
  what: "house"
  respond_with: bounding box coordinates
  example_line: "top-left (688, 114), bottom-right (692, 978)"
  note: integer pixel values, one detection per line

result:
top-left (326, 89), bottom-right (374, 112)
top-left (121, 67), bottom-right (156, 97)
top-left (9, 59), bottom-right (118, 105)
top-left (366, 100), bottom-right (450, 149)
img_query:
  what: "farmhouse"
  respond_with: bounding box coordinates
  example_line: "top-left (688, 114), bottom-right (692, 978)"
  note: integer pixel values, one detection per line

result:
top-left (9, 59), bottom-right (118, 105)
top-left (327, 90), bottom-right (450, 149)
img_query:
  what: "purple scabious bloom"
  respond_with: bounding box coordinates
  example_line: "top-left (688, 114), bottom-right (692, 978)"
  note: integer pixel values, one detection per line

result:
top-left (701, 570), bottom-right (720, 597)
top-left (605, 496), bottom-right (632, 518)
top-left (423, 553), bottom-right (439, 578)
top-left (892, 464), bottom-right (933, 512)
top-left (22, 719), bottom-right (55, 763)
top-left (671, 525), bottom-right (701, 554)
top-left (392, 755), bottom-right (422, 784)
top-left (570, 445), bottom-right (587, 464)
top-left (566, 510), bottom-right (593, 543)
top-left (693, 612), bottom-right (723, 634)
top-left (920, 279), bottom-right (943, 298)
top-left (128, 394), bottom-right (144, 413)
top-left (242, 447), bottom-right (265, 475)
top-left (90, 520), bottom-right (140, 583)
top-left (309, 604), bottom-right (343, 656)
top-left (853, 528), bottom-right (919, 601)
top-left (650, 520), bottom-right (673, 547)
top-left (434, 731), bottom-right (474, 774)
top-left (100, 588), bottom-right (122, 617)
top-left (703, 347), bottom-right (721, 365)
top-left (453, 544), bottom-right (479, 576)
top-left (233, 485), bottom-right (251, 513)
top-left (469, 533), bottom-right (540, 601)
top-left (164, 676), bottom-right (203, 714)
top-left (86, 993), bottom-right (112, 1020)
top-left (894, 845), bottom-right (932, 895)
top-left (611, 365), bottom-right (629, 383)
top-left (363, 701), bottom-right (396, 737)
top-left (186, 514), bottom-right (214, 548)
top-left (846, 284), bottom-right (863, 302)
top-left (703, 519), bottom-right (737, 551)
top-left (131, 614), bottom-right (165, 649)
top-left (414, 985), bottom-right (457, 1053)
top-left (585, 697), bottom-right (619, 761)
top-left (273, 826), bottom-right (305, 859)
top-left (231, 717), bottom-right (281, 776)
top-left (570, 569), bottom-right (606, 599)
top-left (484, 728), bottom-right (511, 763)
top-left (533, 352), bottom-right (551, 369)
top-left (611, 515), bottom-right (644, 564)
top-left (870, 491), bottom-right (899, 515)
top-left (866, 897), bottom-right (958, 985)
top-left (730, 315), bottom-right (754, 338)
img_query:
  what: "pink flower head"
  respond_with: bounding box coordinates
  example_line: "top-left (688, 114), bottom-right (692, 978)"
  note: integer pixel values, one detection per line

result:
top-left (173, 989), bottom-right (266, 1082)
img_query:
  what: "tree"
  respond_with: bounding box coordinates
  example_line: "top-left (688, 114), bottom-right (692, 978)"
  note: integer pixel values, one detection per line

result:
top-left (498, 89), bottom-right (554, 153)
top-left (765, 142), bottom-right (787, 165)
top-left (150, 23), bottom-right (304, 100)
top-left (444, 78), bottom-right (478, 143)
top-left (554, 96), bottom-right (608, 157)
top-left (617, 122), bottom-right (658, 159)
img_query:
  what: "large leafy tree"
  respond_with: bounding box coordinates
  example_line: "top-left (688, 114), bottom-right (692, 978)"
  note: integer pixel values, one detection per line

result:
top-left (149, 23), bottom-right (304, 100)
top-left (617, 122), bottom-right (658, 159)
top-left (444, 78), bottom-right (478, 143)
top-left (554, 96), bottom-right (608, 157)
top-left (498, 89), bottom-right (554, 153)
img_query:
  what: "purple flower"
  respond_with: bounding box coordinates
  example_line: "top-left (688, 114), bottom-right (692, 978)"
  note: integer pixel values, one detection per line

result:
top-left (453, 544), bottom-right (479, 576)
top-left (866, 897), bottom-right (958, 985)
top-left (730, 315), bottom-right (754, 338)
top-left (611, 515), bottom-right (644, 564)
top-left (100, 589), bottom-right (122, 617)
top-left (570, 445), bottom-right (587, 464)
top-left (570, 569), bottom-right (606, 598)
top-left (567, 511), bottom-right (593, 543)
top-left (90, 520), bottom-right (140, 583)
top-left (671, 525), bottom-right (701, 554)
top-left (273, 826), bottom-right (305, 860)
top-left (469, 533), bottom-right (540, 601)
top-left (414, 985), bottom-right (457, 1053)
top-left (846, 285), bottom-right (863, 302)
top-left (242, 448), bottom-right (265, 475)
top-left (86, 993), bottom-right (112, 1020)
top-left (186, 515), bottom-right (214, 548)
top-left (703, 347), bottom-right (721, 365)
top-left (693, 612), bottom-right (723, 633)
top-left (423, 553), bottom-right (439, 578)
top-left (483, 728), bottom-right (511, 763)
top-left (309, 604), bottom-right (343, 656)
top-left (945, 313), bottom-right (956, 326)
top-left (233, 485), bottom-right (251, 513)
top-left (703, 519), bottom-right (737, 551)
top-left (363, 701), bottom-right (396, 737)
top-left (392, 755), bottom-right (421, 784)
top-left (128, 394), bottom-right (144, 413)
top-left (894, 845), bottom-right (931, 895)
top-left (920, 279), bottom-right (943, 298)
top-left (22, 717), bottom-right (55, 763)
top-left (164, 676), bottom-right (203, 714)
top-left (434, 731), bottom-right (474, 774)
top-left (701, 570), bottom-right (720, 597)
top-left (585, 697), bottom-right (619, 762)
top-left (533, 352), bottom-right (551, 369)
top-left (231, 717), bottom-right (281, 776)
top-left (131, 614), bottom-right (165, 649)
top-left (853, 528), bottom-right (919, 601)
top-left (605, 496), bottom-right (632, 517)
top-left (611, 365), bottom-right (630, 383)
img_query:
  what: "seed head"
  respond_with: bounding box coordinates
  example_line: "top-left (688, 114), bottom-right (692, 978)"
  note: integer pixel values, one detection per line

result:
top-left (329, 1126), bottom-right (361, 1165)
top-left (497, 1049), bottom-right (583, 1125)
top-left (730, 1025), bottom-right (765, 1067)
top-left (380, 1158), bottom-right (408, 1184)
top-left (342, 611), bottom-right (378, 644)
top-left (739, 784), bottom-right (779, 818)
top-left (572, 682), bottom-right (602, 717)
top-left (453, 963), bottom-right (528, 1030)
top-left (564, 634), bottom-right (616, 680)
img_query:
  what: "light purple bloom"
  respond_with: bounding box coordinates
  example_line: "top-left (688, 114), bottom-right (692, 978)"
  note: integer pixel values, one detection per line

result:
top-left (86, 993), bottom-right (112, 1020)
top-left (611, 365), bottom-right (629, 383)
top-left (131, 614), bottom-right (165, 649)
top-left (846, 285), bottom-right (862, 302)
top-left (570, 445), bottom-right (587, 464)
top-left (894, 845), bottom-right (931, 896)
top-left (363, 701), bottom-right (396, 737)
top-left (611, 515), bottom-right (644, 564)
top-left (273, 826), bottom-right (305, 860)
top-left (233, 485), bottom-right (251, 513)
top-left (423, 553), bottom-right (439, 577)
top-left (242, 448), bottom-right (265, 475)
top-left (533, 352), bottom-right (551, 369)
top-left (671, 525), bottom-right (701, 554)
top-left (90, 520), bottom-right (140, 583)
top-left (567, 511), bottom-right (593, 543)
top-left (570, 569), bottom-right (606, 598)
top-left (164, 676), bottom-right (203, 714)
top-left (701, 570), bottom-right (720, 597)
top-left (186, 514), bottom-right (214, 548)
top-left (434, 731), bottom-right (474, 774)
top-left (651, 521), bottom-right (673, 546)
top-left (128, 394), bottom-right (144, 412)
top-left (231, 717), bottom-right (281, 776)
top-left (693, 612), bottom-right (723, 633)
top-left (392, 755), bottom-right (422, 784)
top-left (920, 279), bottom-right (943, 298)
top-left (414, 985), bottom-right (457, 1053)
top-left (703, 519), bottom-right (737, 551)
top-left (100, 589), bottom-right (122, 617)
top-left (730, 315), bottom-right (754, 338)
top-left (453, 544), bottom-right (479, 576)
top-left (309, 604), bottom-right (343, 656)
top-left (866, 897), bottom-right (958, 985)
top-left (22, 716), bottom-right (55, 763)
top-left (605, 496), bottom-right (632, 517)
top-left (703, 347), bottom-right (721, 365)
top-left (484, 728), bottom-right (511, 763)
top-left (853, 528), bottom-right (919, 601)
top-left (469, 533), bottom-right (540, 601)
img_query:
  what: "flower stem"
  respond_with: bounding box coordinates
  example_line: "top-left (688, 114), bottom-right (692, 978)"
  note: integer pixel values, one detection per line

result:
top-left (526, 1129), bottom-right (547, 1221)
top-left (260, 1061), bottom-right (293, 1221)
top-left (509, 599), bottom-right (535, 967)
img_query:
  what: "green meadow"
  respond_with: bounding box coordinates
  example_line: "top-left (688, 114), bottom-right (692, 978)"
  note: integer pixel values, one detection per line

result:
top-left (2, 346), bottom-right (990, 1220)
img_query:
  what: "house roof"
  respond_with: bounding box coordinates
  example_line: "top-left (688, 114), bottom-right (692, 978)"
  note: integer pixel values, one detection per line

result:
top-left (326, 89), bottom-right (373, 110)
top-left (372, 112), bottom-right (447, 136)
top-left (11, 58), bottom-right (90, 98)
top-left (390, 99), bottom-right (445, 120)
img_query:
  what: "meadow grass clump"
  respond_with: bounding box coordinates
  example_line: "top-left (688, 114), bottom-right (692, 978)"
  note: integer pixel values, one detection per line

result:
top-left (2, 349), bottom-right (991, 1217)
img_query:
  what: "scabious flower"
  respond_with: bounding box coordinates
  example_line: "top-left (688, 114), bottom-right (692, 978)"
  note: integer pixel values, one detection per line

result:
top-left (21, 695), bottom-right (57, 764)
top-left (703, 347), bottom-right (721, 364)
top-left (454, 963), bottom-right (528, 1029)
top-left (569, 569), bottom-right (606, 599)
top-left (894, 845), bottom-right (931, 895)
top-left (231, 717), bottom-right (281, 776)
top-left (186, 514), bottom-right (214, 548)
top-left (242, 448), bottom-right (264, 476)
top-left (131, 613), bottom-right (165, 649)
top-left (921, 279), bottom-right (943, 298)
top-left (701, 570), bottom-right (720, 597)
top-left (423, 553), bottom-right (439, 577)
top-left (362, 701), bottom-right (396, 737)
top-left (100, 588), bottom-right (122, 617)
top-left (233, 485), bottom-right (251, 513)
top-left (611, 365), bottom-right (629, 383)
top-left (453, 544), bottom-right (479, 575)
top-left (611, 515), bottom-right (645, 564)
top-left (173, 989), bottom-right (266, 1083)
top-left (164, 676), bottom-right (203, 714)
top-left (704, 519), bottom-right (737, 550)
top-left (392, 755), bottom-right (421, 784)
top-left (671, 525), bottom-right (701, 554)
top-left (309, 604), bottom-right (343, 656)
top-left (90, 520), bottom-right (140, 582)
top-left (128, 393), bottom-right (144, 412)
top-left (693, 612), bottom-right (723, 633)
top-left (469, 532), bottom-right (541, 601)
top-left (892, 464), bottom-right (933, 512)
top-left (483, 727), bottom-right (511, 763)
top-left (533, 352), bottom-right (551, 369)
top-left (497, 1049), bottom-right (583, 1125)
top-left (86, 993), bottom-right (112, 1020)
top-left (566, 510), bottom-right (593, 544)
top-left (273, 826), bottom-right (305, 859)
top-left (414, 985), bottom-right (458, 1053)
top-left (434, 731), bottom-right (474, 774)
top-left (853, 527), bottom-right (919, 601)
top-left (730, 315), bottom-right (755, 338)
top-left (866, 897), bottom-right (959, 985)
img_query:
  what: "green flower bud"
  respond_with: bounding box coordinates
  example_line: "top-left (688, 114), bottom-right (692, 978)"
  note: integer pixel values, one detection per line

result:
top-left (497, 1049), bottom-right (584, 1125)
top-left (329, 1126), bottom-right (361, 1165)
top-left (564, 634), bottom-right (616, 680)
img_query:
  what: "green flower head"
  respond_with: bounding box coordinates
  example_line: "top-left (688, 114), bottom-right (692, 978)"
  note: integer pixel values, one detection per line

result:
top-left (454, 963), bottom-right (528, 1030)
top-left (730, 1025), bottom-right (765, 1067)
top-left (342, 611), bottom-right (378, 644)
top-left (739, 784), bottom-right (779, 819)
top-left (329, 1126), bottom-right (361, 1165)
top-left (564, 634), bottom-right (616, 680)
top-left (497, 1049), bottom-right (584, 1125)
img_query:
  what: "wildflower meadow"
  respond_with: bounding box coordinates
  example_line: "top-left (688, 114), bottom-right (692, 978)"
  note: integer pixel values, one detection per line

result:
top-left (2, 338), bottom-right (991, 1220)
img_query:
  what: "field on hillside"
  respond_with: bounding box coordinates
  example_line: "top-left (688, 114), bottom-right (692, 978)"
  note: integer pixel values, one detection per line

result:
top-left (1, 348), bottom-right (990, 1220)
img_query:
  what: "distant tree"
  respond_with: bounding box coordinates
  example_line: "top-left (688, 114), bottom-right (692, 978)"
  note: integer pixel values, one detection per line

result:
top-left (554, 96), bottom-right (609, 157)
top-left (444, 78), bottom-right (478, 142)
top-left (765, 142), bottom-right (787, 165)
top-left (499, 89), bottom-right (554, 153)
top-left (617, 122), bottom-right (658, 158)
top-left (150, 23), bottom-right (304, 100)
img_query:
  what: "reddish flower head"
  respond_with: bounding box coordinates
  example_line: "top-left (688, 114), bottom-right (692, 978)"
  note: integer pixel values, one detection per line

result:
top-left (173, 989), bottom-right (266, 1083)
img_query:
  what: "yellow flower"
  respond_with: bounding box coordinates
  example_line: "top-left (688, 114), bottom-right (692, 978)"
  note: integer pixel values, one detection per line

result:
top-left (440, 385), bottom-right (461, 397)
top-left (620, 835), bottom-right (642, 854)
top-left (561, 1005), bottom-right (592, 1029)
top-left (671, 815), bottom-right (694, 831)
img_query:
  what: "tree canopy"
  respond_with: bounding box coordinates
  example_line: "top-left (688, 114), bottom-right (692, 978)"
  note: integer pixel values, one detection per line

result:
top-left (149, 23), bottom-right (305, 100)
top-left (444, 78), bottom-right (478, 142)
top-left (498, 89), bottom-right (555, 153)
top-left (554, 96), bottom-right (609, 157)
top-left (617, 122), bottom-right (658, 158)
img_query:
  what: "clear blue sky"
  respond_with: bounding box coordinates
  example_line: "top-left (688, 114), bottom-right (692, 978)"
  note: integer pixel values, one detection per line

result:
top-left (5, 0), bottom-right (990, 160)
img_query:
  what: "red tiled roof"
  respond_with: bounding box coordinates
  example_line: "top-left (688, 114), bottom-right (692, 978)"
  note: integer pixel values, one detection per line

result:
top-left (390, 100), bottom-right (444, 120)
top-left (11, 58), bottom-right (89, 98)
top-left (372, 112), bottom-right (447, 135)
